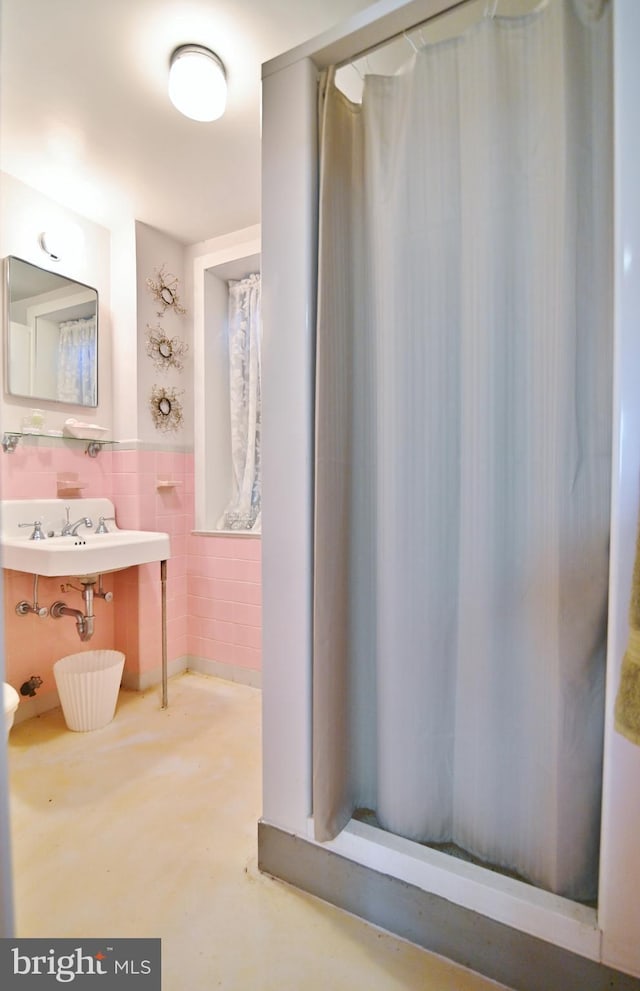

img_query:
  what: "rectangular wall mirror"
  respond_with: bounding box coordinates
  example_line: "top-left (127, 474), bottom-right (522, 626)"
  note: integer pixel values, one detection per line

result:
top-left (5, 256), bottom-right (98, 407)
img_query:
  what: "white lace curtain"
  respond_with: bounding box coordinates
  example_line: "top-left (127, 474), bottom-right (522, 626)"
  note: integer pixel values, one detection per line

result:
top-left (57, 316), bottom-right (97, 405)
top-left (313, 0), bottom-right (612, 902)
top-left (218, 273), bottom-right (262, 532)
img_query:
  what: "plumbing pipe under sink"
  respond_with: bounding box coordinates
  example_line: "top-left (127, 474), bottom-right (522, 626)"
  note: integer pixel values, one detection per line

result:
top-left (51, 579), bottom-right (96, 642)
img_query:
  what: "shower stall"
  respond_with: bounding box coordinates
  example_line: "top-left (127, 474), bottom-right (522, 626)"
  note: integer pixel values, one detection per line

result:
top-left (259, 0), bottom-right (640, 985)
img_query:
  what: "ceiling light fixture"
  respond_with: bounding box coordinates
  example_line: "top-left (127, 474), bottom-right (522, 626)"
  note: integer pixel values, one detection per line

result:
top-left (168, 44), bottom-right (227, 122)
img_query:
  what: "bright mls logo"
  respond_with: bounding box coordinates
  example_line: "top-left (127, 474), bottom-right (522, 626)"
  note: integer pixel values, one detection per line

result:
top-left (12, 947), bottom-right (108, 982)
top-left (1, 939), bottom-right (161, 988)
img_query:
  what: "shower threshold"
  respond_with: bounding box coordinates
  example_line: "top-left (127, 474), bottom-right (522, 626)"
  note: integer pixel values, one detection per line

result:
top-left (352, 808), bottom-right (597, 909)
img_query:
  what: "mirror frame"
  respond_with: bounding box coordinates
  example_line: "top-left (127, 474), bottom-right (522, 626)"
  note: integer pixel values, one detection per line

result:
top-left (4, 255), bottom-right (99, 408)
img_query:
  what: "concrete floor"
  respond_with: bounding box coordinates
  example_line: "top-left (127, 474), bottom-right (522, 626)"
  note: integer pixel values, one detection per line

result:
top-left (8, 672), bottom-right (509, 990)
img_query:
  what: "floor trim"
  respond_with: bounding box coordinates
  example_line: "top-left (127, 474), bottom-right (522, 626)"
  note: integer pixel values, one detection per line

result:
top-left (187, 655), bottom-right (262, 689)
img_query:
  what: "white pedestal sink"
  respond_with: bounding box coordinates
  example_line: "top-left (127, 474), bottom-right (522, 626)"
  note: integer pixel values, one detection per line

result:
top-left (1, 498), bottom-right (172, 709)
top-left (0, 498), bottom-right (170, 576)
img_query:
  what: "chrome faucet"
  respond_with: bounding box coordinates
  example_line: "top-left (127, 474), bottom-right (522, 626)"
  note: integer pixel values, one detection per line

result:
top-left (62, 516), bottom-right (93, 537)
top-left (18, 520), bottom-right (46, 540)
top-left (95, 515), bottom-right (116, 534)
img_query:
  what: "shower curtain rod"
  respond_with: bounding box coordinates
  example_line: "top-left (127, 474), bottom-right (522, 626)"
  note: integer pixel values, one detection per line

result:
top-left (334, 0), bottom-right (548, 70)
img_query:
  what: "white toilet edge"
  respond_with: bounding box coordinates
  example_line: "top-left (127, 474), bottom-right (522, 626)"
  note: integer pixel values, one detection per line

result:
top-left (3, 682), bottom-right (20, 716)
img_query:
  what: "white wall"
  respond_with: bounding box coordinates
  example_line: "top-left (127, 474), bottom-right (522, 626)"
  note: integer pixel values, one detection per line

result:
top-left (260, 0), bottom-right (640, 978)
top-left (110, 221), bottom-right (139, 442)
top-left (134, 222), bottom-right (192, 448)
top-left (261, 58), bottom-right (317, 833)
top-left (0, 173), bottom-right (112, 434)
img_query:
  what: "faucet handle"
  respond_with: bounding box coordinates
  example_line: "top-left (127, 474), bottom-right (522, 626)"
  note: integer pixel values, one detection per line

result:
top-left (18, 520), bottom-right (46, 540)
top-left (96, 515), bottom-right (116, 534)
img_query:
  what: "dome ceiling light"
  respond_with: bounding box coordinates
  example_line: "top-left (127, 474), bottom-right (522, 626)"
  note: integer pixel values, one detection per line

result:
top-left (168, 44), bottom-right (227, 122)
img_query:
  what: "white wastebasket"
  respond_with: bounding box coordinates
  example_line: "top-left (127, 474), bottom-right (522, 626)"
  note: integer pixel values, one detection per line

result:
top-left (53, 650), bottom-right (125, 732)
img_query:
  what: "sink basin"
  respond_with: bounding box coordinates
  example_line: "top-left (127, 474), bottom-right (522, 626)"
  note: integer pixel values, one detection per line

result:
top-left (1, 498), bottom-right (170, 577)
top-left (1, 530), bottom-right (170, 577)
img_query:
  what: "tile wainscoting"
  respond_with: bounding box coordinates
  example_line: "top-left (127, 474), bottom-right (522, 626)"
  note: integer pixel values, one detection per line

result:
top-left (1, 441), bottom-right (261, 719)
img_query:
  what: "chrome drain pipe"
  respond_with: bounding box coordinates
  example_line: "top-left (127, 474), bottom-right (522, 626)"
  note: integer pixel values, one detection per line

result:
top-left (51, 578), bottom-right (99, 642)
top-left (51, 601), bottom-right (94, 641)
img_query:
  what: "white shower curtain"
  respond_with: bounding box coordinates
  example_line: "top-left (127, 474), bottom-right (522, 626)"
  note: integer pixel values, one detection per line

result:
top-left (313, 0), bottom-right (612, 901)
top-left (57, 316), bottom-right (97, 405)
top-left (218, 274), bottom-right (262, 532)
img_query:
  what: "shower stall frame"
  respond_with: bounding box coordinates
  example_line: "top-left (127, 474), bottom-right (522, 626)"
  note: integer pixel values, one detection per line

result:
top-left (259, 0), bottom-right (640, 985)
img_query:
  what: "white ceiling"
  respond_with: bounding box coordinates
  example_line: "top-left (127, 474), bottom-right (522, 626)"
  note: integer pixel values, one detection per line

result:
top-left (0, 0), bottom-right (375, 246)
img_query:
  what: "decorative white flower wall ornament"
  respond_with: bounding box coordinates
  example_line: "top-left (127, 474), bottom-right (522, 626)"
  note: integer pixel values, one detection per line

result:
top-left (149, 385), bottom-right (184, 432)
top-left (145, 324), bottom-right (188, 372)
top-left (146, 265), bottom-right (187, 316)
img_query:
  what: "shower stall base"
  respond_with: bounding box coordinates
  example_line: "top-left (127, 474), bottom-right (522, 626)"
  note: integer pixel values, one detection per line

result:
top-left (258, 820), bottom-right (635, 991)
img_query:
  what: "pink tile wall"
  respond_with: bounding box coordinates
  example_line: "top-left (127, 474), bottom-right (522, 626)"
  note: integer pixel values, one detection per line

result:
top-left (0, 442), bottom-right (114, 500)
top-left (110, 448), bottom-right (262, 674)
top-left (110, 449), bottom-right (191, 672)
top-left (188, 533), bottom-right (262, 672)
top-left (1, 442), bottom-right (262, 704)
